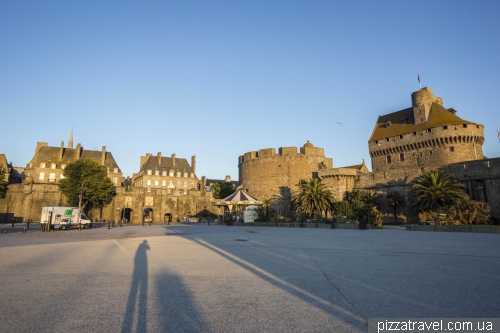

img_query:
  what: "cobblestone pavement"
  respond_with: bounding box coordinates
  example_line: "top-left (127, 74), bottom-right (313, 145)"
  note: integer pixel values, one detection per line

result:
top-left (0, 223), bottom-right (499, 333)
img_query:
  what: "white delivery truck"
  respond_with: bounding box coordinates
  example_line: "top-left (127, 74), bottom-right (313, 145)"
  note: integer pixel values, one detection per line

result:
top-left (40, 207), bottom-right (92, 229)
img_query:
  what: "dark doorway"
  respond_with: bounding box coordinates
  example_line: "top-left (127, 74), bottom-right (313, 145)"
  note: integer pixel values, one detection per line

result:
top-left (143, 208), bottom-right (153, 223)
top-left (164, 213), bottom-right (172, 223)
top-left (121, 208), bottom-right (133, 222)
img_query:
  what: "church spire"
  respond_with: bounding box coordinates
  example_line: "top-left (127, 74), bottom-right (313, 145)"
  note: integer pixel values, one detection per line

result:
top-left (68, 130), bottom-right (74, 149)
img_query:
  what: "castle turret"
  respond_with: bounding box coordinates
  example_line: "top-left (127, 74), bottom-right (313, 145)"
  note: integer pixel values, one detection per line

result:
top-left (68, 130), bottom-right (74, 149)
top-left (412, 87), bottom-right (443, 125)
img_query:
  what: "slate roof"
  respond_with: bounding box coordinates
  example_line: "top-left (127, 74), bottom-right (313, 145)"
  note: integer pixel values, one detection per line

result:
top-left (28, 146), bottom-right (120, 171)
top-left (369, 103), bottom-right (478, 142)
top-left (141, 156), bottom-right (194, 174)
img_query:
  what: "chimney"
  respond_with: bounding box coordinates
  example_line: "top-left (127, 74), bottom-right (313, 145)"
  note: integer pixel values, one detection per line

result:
top-left (158, 152), bottom-right (162, 166)
top-left (191, 155), bottom-right (196, 174)
top-left (225, 175), bottom-right (231, 183)
top-left (101, 146), bottom-right (106, 165)
top-left (59, 141), bottom-right (64, 160)
top-left (36, 142), bottom-right (48, 154)
top-left (172, 153), bottom-right (176, 167)
top-left (141, 153), bottom-right (152, 169)
top-left (75, 143), bottom-right (82, 159)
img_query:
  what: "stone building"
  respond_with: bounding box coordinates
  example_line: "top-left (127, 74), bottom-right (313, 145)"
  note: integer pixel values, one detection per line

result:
top-left (131, 152), bottom-right (199, 192)
top-left (369, 87), bottom-right (484, 172)
top-left (238, 141), bottom-right (333, 203)
top-left (358, 87), bottom-right (497, 222)
top-left (23, 132), bottom-right (124, 187)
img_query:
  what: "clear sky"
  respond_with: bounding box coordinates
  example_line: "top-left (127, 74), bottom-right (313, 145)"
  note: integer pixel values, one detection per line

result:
top-left (2, 1), bottom-right (500, 180)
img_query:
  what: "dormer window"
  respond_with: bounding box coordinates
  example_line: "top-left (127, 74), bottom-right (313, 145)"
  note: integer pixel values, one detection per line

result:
top-left (41, 163), bottom-right (46, 168)
top-left (155, 170), bottom-right (159, 176)
top-left (401, 118), bottom-right (407, 124)
top-left (147, 170), bottom-right (152, 175)
top-left (385, 121), bottom-right (392, 128)
top-left (61, 164), bottom-right (66, 170)
top-left (162, 171), bottom-right (167, 176)
top-left (169, 171), bottom-right (174, 177)
top-left (183, 172), bottom-right (188, 178)
top-left (177, 171), bottom-right (181, 177)
top-left (51, 163), bottom-right (56, 169)
top-left (190, 173), bottom-right (194, 178)
top-left (114, 168), bottom-right (118, 173)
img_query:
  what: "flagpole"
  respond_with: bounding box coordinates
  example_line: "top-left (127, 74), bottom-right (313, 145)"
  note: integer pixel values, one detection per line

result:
top-left (498, 126), bottom-right (500, 143)
top-left (418, 71), bottom-right (421, 89)
top-left (472, 131), bottom-right (477, 160)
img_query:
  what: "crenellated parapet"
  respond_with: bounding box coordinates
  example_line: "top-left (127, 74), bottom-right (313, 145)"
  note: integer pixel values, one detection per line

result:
top-left (238, 141), bottom-right (333, 201)
top-left (368, 88), bottom-right (485, 172)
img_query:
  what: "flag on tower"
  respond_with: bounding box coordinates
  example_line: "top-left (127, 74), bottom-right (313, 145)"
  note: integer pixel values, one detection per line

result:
top-left (498, 126), bottom-right (500, 143)
top-left (418, 71), bottom-right (420, 84)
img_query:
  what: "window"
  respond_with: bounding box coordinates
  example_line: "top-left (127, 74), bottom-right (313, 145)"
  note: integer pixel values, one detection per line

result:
top-left (60, 174), bottom-right (65, 180)
top-left (387, 156), bottom-right (391, 164)
top-left (386, 138), bottom-right (389, 142)
top-left (177, 171), bottom-right (181, 177)
top-left (375, 140), bottom-right (378, 144)
top-left (429, 151), bottom-right (433, 155)
top-left (399, 135), bottom-right (403, 139)
top-left (41, 163), bottom-right (46, 168)
top-left (190, 173), bottom-right (194, 178)
top-left (62, 164), bottom-right (66, 169)
top-left (169, 180), bottom-right (174, 187)
top-left (463, 124), bottom-right (467, 128)
top-left (427, 129), bottom-right (431, 132)
top-left (449, 147), bottom-right (455, 152)
top-left (400, 153), bottom-right (404, 161)
top-left (39, 172), bottom-right (45, 180)
top-left (402, 119), bottom-right (407, 124)
top-left (147, 170), bottom-right (152, 175)
top-left (443, 126), bottom-right (448, 129)
top-left (162, 180), bottom-right (166, 186)
top-left (51, 163), bottom-right (56, 169)
top-left (154, 180), bottom-right (159, 186)
top-left (155, 170), bottom-right (159, 176)
top-left (147, 188), bottom-right (151, 193)
top-left (176, 181), bottom-right (180, 187)
top-left (114, 168), bottom-right (118, 173)
top-left (49, 173), bottom-right (56, 182)
top-left (169, 171), bottom-right (174, 177)
top-left (413, 132), bottom-right (417, 135)
top-left (162, 171), bottom-right (167, 176)
top-left (147, 179), bottom-right (151, 186)
top-left (183, 181), bottom-right (187, 187)
top-left (113, 177), bottom-right (118, 184)
top-left (190, 182), bottom-right (194, 188)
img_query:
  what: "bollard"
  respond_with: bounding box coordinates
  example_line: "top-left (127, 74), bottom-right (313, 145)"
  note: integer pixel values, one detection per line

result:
top-left (90, 222), bottom-right (92, 229)
top-left (120, 220), bottom-right (122, 227)
top-left (12, 221), bottom-right (15, 228)
top-left (142, 220), bottom-right (144, 226)
top-left (112, 221), bottom-right (115, 227)
top-left (149, 220), bottom-right (152, 226)
top-left (108, 221), bottom-right (110, 229)
top-left (23, 228), bottom-right (26, 233)
top-left (27, 221), bottom-right (30, 228)
top-left (79, 223), bottom-right (81, 230)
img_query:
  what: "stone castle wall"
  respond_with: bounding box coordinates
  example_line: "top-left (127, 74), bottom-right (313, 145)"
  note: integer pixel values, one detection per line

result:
top-left (369, 124), bottom-right (485, 172)
top-left (356, 157), bottom-right (500, 222)
top-left (0, 184), bottom-right (218, 223)
top-left (238, 144), bottom-right (333, 201)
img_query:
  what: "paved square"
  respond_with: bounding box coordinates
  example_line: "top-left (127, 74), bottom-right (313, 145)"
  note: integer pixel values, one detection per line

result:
top-left (0, 223), bottom-right (499, 332)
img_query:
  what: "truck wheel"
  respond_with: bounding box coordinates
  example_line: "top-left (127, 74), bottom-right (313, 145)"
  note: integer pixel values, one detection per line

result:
top-left (61, 226), bottom-right (66, 230)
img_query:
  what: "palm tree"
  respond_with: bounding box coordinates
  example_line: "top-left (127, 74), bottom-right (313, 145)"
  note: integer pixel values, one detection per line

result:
top-left (292, 178), bottom-right (334, 219)
top-left (387, 191), bottom-right (405, 224)
top-left (407, 170), bottom-right (468, 215)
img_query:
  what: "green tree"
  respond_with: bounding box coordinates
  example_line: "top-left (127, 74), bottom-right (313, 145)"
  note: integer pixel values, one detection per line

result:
top-left (331, 201), bottom-right (352, 218)
top-left (407, 170), bottom-right (468, 215)
top-left (257, 198), bottom-right (275, 222)
top-left (292, 178), bottom-right (334, 219)
top-left (387, 191), bottom-right (405, 224)
top-left (211, 182), bottom-right (236, 199)
top-left (447, 199), bottom-right (490, 225)
top-left (0, 164), bottom-right (8, 199)
top-left (58, 159), bottom-right (116, 218)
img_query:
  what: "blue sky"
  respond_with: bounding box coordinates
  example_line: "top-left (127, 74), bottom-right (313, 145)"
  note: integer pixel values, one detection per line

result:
top-left (2, 1), bottom-right (500, 180)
